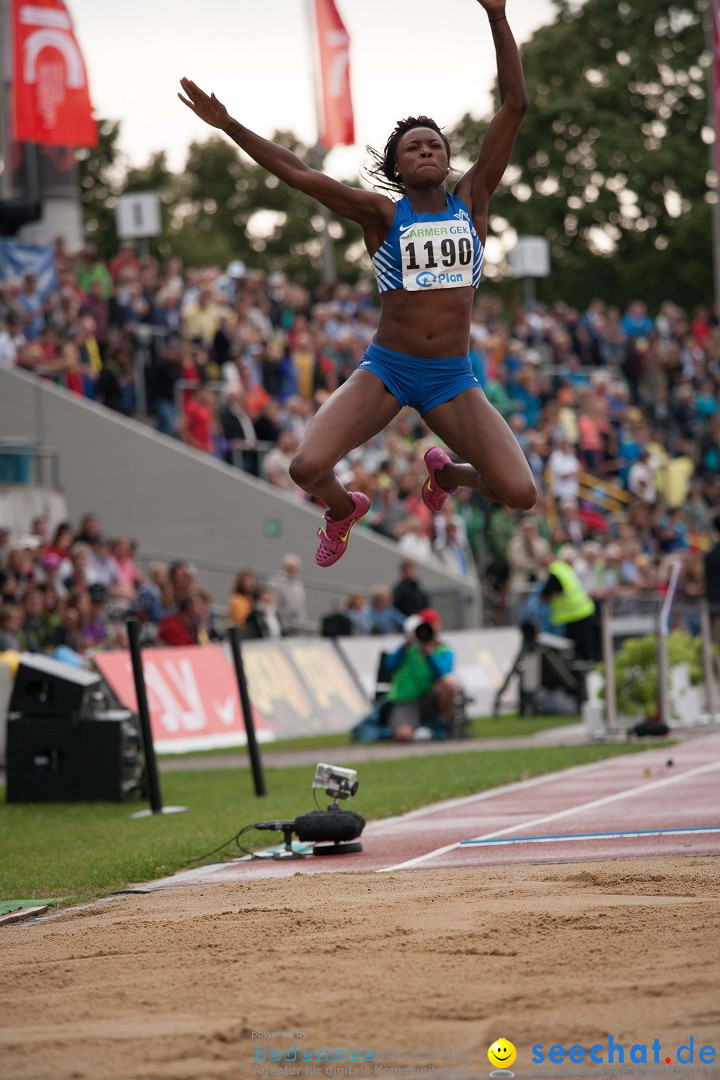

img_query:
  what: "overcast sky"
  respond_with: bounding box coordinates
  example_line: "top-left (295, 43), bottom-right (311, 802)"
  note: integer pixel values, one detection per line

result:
top-left (67, 0), bottom-right (563, 177)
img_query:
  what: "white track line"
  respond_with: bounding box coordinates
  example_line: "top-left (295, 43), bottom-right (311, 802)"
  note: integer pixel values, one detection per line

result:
top-left (379, 758), bottom-right (720, 872)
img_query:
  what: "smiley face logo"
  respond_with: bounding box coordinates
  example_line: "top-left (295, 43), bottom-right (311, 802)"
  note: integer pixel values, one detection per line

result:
top-left (488, 1038), bottom-right (517, 1071)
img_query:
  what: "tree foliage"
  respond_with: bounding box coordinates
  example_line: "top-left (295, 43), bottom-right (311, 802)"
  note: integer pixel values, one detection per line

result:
top-left (449, 0), bottom-right (712, 310)
top-left (77, 119), bottom-right (125, 259)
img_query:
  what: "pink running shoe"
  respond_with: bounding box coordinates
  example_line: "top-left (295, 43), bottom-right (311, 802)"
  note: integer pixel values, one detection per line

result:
top-left (315, 491), bottom-right (371, 567)
top-left (422, 447), bottom-right (458, 513)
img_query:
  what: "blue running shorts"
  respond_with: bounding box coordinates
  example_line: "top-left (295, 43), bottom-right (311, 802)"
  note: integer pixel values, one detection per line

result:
top-left (357, 340), bottom-right (480, 415)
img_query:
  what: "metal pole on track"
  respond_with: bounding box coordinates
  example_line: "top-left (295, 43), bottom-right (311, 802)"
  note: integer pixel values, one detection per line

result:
top-left (657, 560), bottom-right (681, 730)
top-left (227, 626), bottom-right (266, 797)
top-left (126, 616), bottom-right (188, 818)
top-left (700, 599), bottom-right (719, 722)
top-left (601, 600), bottom-right (616, 735)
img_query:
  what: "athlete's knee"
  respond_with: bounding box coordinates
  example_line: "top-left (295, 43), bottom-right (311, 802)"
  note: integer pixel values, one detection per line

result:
top-left (505, 476), bottom-right (538, 511)
top-left (289, 451), bottom-right (326, 489)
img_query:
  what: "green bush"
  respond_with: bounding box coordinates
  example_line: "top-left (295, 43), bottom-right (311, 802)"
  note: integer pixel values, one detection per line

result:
top-left (600, 631), bottom-right (704, 718)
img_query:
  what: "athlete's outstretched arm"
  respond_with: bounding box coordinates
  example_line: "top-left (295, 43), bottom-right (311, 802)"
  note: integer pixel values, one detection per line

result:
top-left (455, 2), bottom-right (528, 238)
top-left (178, 78), bottom-right (389, 229)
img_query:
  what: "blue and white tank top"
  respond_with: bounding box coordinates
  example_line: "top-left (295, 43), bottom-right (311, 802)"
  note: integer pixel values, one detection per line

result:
top-left (371, 193), bottom-right (484, 294)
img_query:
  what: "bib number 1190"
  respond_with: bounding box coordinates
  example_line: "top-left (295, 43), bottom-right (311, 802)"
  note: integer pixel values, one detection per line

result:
top-left (403, 236), bottom-right (472, 270)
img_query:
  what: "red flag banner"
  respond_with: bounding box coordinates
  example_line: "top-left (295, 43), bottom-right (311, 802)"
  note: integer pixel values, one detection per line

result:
top-left (713, 0), bottom-right (720, 176)
top-left (313, 0), bottom-right (354, 148)
top-left (11, 0), bottom-right (97, 147)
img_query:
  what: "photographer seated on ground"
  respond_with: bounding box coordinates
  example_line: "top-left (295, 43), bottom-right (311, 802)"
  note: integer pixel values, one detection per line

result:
top-left (351, 609), bottom-right (458, 743)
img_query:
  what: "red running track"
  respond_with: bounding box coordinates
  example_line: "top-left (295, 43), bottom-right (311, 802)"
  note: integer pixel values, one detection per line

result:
top-left (134, 733), bottom-right (720, 891)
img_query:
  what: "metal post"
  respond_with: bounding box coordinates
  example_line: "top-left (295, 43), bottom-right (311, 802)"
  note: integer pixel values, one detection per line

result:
top-left (126, 616), bottom-right (162, 812)
top-left (227, 626), bottom-right (267, 796)
top-left (0, 0), bottom-right (10, 201)
top-left (126, 616), bottom-right (188, 817)
top-left (656, 601), bottom-right (670, 729)
top-left (304, 0), bottom-right (337, 286)
top-left (705, 4), bottom-right (720, 317)
top-left (601, 600), bottom-right (616, 734)
top-left (657, 560), bottom-right (681, 729)
top-left (700, 599), bottom-right (719, 721)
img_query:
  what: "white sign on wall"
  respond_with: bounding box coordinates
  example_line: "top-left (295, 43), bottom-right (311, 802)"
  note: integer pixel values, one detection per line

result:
top-left (116, 193), bottom-right (161, 239)
top-left (510, 236), bottom-right (550, 278)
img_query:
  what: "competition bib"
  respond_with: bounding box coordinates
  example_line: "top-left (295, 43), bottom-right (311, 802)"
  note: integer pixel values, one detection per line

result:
top-left (400, 216), bottom-right (476, 292)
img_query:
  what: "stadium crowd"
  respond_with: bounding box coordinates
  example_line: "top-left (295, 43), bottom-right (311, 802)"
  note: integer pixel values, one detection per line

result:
top-left (1, 239), bottom-right (719, 648)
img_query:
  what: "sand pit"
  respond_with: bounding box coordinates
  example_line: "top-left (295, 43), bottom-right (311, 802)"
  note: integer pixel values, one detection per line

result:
top-left (1, 856), bottom-right (719, 1080)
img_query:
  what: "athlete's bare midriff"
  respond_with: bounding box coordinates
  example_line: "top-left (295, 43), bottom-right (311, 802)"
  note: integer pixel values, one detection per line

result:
top-left (374, 286), bottom-right (476, 358)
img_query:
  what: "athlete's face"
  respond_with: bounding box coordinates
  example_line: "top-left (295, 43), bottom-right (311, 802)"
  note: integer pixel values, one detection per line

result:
top-left (395, 128), bottom-right (449, 186)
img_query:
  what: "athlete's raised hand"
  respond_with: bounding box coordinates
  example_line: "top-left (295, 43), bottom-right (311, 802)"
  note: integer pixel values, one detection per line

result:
top-left (178, 78), bottom-right (232, 130)
top-left (476, 0), bottom-right (507, 18)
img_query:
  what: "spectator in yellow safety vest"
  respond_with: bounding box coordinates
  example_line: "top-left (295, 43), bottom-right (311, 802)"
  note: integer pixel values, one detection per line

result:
top-left (537, 550), bottom-right (600, 662)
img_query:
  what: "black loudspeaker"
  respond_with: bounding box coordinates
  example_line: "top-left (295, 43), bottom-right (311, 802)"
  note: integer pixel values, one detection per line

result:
top-left (9, 654), bottom-right (101, 719)
top-left (6, 713), bottom-right (143, 802)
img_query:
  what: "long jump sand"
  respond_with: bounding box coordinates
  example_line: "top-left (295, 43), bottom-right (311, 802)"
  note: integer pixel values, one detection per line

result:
top-left (1, 856), bottom-right (719, 1080)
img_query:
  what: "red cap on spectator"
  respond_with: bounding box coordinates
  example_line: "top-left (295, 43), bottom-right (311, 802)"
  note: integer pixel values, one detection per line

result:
top-left (418, 608), bottom-right (442, 628)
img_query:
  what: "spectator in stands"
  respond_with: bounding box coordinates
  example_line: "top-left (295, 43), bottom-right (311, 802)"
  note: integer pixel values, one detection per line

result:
top-left (63, 543), bottom-right (92, 593)
top-left (150, 338), bottom-right (184, 436)
top-left (397, 515), bottom-right (435, 562)
top-left (95, 342), bottom-right (136, 415)
top-left (628, 448), bottom-right (657, 505)
top-left (17, 273), bottom-right (44, 341)
top-left (169, 560), bottom-right (197, 609)
top-left (268, 554), bottom-right (308, 635)
top-left (507, 517), bottom-right (551, 616)
top-left (158, 594), bottom-right (200, 646)
top-left (178, 384), bottom-right (219, 455)
top-left (17, 586), bottom-right (55, 653)
top-left (82, 585), bottom-right (114, 650)
top-left (392, 559), bottom-right (430, 617)
top-left (244, 584), bottom-right (282, 639)
top-left (0, 604), bottom-right (22, 651)
top-left (6, 542), bottom-right (38, 594)
top-left (194, 588), bottom-right (221, 644)
top-left (548, 435), bottom-right (582, 503)
top-left (434, 519), bottom-right (472, 578)
top-left (367, 585), bottom-right (405, 635)
top-left (228, 568), bottom-right (258, 630)
top-left (261, 428), bottom-right (302, 498)
top-left (219, 385), bottom-right (258, 472)
top-left (345, 591), bottom-right (373, 635)
top-left (0, 312), bottom-right (26, 369)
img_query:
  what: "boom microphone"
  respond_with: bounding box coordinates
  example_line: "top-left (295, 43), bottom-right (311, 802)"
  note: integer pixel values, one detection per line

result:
top-left (294, 809), bottom-right (365, 844)
top-left (253, 808), bottom-right (365, 858)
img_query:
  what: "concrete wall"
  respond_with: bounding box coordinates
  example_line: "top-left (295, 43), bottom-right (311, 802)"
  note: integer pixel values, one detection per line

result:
top-left (0, 368), bottom-right (479, 625)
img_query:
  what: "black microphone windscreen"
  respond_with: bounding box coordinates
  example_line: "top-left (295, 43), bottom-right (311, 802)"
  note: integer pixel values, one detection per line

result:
top-left (294, 809), bottom-right (365, 843)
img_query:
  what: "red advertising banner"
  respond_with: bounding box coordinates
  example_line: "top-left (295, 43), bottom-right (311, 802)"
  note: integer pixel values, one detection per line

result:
top-left (94, 646), bottom-right (260, 754)
top-left (313, 0), bottom-right (354, 148)
top-left (713, 0), bottom-right (720, 176)
top-left (93, 640), bottom-right (367, 753)
top-left (11, 0), bottom-right (98, 147)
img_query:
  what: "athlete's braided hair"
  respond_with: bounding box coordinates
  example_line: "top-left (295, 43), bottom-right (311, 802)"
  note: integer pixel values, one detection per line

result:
top-left (364, 116), bottom-right (452, 197)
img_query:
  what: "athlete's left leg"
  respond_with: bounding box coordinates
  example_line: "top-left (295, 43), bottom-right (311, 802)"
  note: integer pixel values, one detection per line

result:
top-left (423, 387), bottom-right (537, 509)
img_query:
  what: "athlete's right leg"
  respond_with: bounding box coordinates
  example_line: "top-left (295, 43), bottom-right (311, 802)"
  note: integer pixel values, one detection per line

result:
top-left (289, 369), bottom-right (402, 520)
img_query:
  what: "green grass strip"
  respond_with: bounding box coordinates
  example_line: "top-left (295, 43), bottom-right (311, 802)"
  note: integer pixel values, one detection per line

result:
top-left (173, 713), bottom-right (582, 757)
top-left (0, 741), bottom-right (664, 903)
